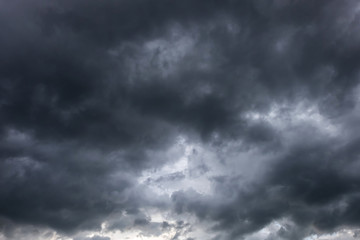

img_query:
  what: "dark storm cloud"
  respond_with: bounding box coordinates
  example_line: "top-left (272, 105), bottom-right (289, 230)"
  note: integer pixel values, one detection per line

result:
top-left (1, 0), bottom-right (360, 239)
top-left (0, 135), bottom-right (134, 232)
top-left (171, 136), bottom-right (360, 239)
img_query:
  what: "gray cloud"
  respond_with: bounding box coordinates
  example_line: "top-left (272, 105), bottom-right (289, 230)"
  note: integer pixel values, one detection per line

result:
top-left (1, 0), bottom-right (360, 240)
top-left (74, 236), bottom-right (111, 240)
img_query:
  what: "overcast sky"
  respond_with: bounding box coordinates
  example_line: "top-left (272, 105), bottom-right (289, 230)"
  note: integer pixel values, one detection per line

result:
top-left (1, 0), bottom-right (360, 240)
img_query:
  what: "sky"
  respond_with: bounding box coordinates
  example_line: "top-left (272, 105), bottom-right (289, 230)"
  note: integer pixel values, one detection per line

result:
top-left (1, 0), bottom-right (360, 240)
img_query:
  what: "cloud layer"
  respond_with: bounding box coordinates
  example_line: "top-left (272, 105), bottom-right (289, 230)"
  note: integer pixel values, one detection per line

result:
top-left (1, 0), bottom-right (360, 240)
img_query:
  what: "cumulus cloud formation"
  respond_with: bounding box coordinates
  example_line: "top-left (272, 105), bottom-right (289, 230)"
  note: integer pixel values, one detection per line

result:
top-left (1, 0), bottom-right (360, 240)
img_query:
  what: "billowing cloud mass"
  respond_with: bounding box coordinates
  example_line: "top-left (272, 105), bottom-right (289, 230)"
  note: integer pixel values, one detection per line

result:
top-left (1, 0), bottom-right (360, 239)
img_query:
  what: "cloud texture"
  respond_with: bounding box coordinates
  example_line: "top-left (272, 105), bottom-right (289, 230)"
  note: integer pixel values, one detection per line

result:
top-left (1, 0), bottom-right (360, 239)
